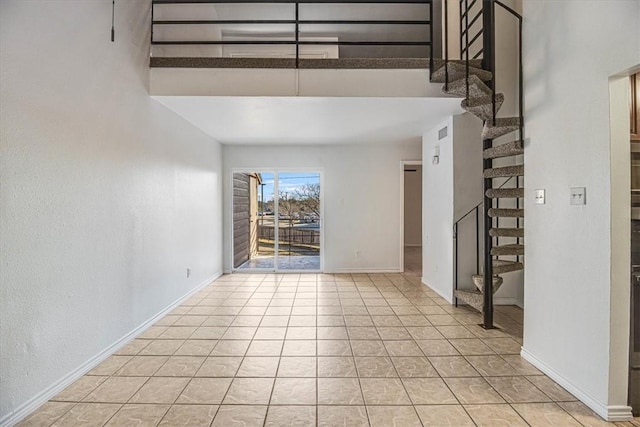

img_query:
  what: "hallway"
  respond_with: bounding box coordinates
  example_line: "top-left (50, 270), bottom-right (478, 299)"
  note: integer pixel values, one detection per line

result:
top-left (18, 271), bottom-right (618, 426)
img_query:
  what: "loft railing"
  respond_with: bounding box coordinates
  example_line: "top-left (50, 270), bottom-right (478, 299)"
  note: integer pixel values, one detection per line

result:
top-left (440, 0), bottom-right (523, 329)
top-left (151, 0), bottom-right (436, 68)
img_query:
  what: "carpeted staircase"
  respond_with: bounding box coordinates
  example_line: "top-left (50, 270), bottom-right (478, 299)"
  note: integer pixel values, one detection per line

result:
top-left (431, 60), bottom-right (524, 312)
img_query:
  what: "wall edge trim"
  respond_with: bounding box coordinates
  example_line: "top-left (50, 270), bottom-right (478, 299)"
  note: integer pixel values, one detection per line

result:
top-left (520, 348), bottom-right (632, 422)
top-left (0, 271), bottom-right (222, 427)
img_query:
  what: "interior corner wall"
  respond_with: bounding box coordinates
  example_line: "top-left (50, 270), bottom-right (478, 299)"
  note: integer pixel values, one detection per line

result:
top-left (222, 141), bottom-right (421, 273)
top-left (521, 0), bottom-right (640, 419)
top-left (0, 1), bottom-right (223, 423)
top-left (422, 118), bottom-right (454, 301)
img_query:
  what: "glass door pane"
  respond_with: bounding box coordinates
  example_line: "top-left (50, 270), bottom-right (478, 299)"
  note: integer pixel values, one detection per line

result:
top-left (276, 172), bottom-right (321, 271)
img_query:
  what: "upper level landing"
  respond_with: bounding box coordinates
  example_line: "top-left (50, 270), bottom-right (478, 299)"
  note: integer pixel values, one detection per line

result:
top-left (149, 0), bottom-right (447, 97)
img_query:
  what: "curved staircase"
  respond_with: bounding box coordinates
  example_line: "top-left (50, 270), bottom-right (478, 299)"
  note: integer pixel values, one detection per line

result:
top-left (428, 1), bottom-right (524, 327)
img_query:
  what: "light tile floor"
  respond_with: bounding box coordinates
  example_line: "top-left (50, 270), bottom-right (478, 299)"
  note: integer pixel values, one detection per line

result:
top-left (237, 255), bottom-right (321, 271)
top-left (18, 264), bottom-right (637, 426)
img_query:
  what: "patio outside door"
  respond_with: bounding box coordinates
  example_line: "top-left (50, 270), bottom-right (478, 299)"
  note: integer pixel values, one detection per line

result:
top-left (232, 171), bottom-right (321, 272)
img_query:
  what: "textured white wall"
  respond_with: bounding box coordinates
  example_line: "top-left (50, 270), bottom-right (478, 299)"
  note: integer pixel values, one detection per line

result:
top-left (521, 0), bottom-right (640, 420)
top-left (404, 166), bottom-right (423, 247)
top-left (422, 118), bottom-right (455, 301)
top-left (451, 113), bottom-right (485, 300)
top-left (0, 0), bottom-right (223, 422)
top-left (223, 141), bottom-right (421, 273)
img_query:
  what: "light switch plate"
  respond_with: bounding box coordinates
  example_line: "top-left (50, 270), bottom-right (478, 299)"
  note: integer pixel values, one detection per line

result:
top-left (570, 187), bottom-right (586, 205)
top-left (534, 189), bottom-right (545, 205)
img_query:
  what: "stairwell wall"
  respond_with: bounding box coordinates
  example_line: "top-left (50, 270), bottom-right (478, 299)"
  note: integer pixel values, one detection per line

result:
top-left (451, 114), bottom-right (485, 301)
top-left (422, 118), bottom-right (455, 300)
top-left (521, 0), bottom-right (640, 420)
top-left (0, 1), bottom-right (224, 423)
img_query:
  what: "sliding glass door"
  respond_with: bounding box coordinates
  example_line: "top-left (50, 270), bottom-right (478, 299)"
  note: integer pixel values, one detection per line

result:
top-left (232, 170), bottom-right (321, 272)
top-left (276, 172), bottom-right (321, 270)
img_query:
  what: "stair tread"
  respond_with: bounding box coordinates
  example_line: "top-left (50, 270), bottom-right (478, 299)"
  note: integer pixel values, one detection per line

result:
top-left (489, 208), bottom-right (524, 218)
top-left (462, 94), bottom-right (505, 121)
top-left (443, 74), bottom-right (492, 98)
top-left (431, 62), bottom-right (493, 83)
top-left (486, 188), bottom-right (524, 198)
top-left (491, 243), bottom-right (525, 256)
top-left (471, 275), bottom-right (504, 294)
top-left (492, 259), bottom-right (524, 274)
top-left (484, 165), bottom-right (524, 178)
top-left (462, 93), bottom-right (504, 108)
top-left (483, 140), bottom-right (524, 159)
top-left (489, 227), bottom-right (524, 237)
top-left (454, 289), bottom-right (484, 311)
top-left (482, 117), bottom-right (521, 140)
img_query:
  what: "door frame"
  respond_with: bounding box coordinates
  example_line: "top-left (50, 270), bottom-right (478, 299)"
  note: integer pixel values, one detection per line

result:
top-left (399, 160), bottom-right (423, 272)
top-left (230, 168), bottom-right (324, 273)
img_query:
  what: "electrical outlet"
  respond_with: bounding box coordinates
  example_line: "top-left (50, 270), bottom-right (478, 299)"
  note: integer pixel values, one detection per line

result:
top-left (186, 268), bottom-right (191, 278)
top-left (534, 189), bottom-right (545, 204)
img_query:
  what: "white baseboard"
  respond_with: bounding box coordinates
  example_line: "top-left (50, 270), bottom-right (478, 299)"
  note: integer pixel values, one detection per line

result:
top-left (494, 297), bottom-right (519, 306)
top-left (421, 278), bottom-right (454, 303)
top-left (0, 272), bottom-right (222, 427)
top-left (226, 268), bottom-right (404, 274)
top-left (331, 268), bottom-right (403, 273)
top-left (520, 348), bottom-right (633, 422)
top-left (607, 406), bottom-right (635, 421)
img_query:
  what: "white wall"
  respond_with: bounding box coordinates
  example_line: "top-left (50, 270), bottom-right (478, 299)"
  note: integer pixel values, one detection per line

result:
top-left (451, 113), bottom-right (484, 299)
top-left (422, 118), bottom-right (455, 300)
top-left (223, 141), bottom-right (421, 273)
top-left (151, 68), bottom-right (446, 98)
top-left (0, 1), bottom-right (223, 423)
top-left (404, 165), bottom-right (423, 246)
top-left (521, 0), bottom-right (640, 420)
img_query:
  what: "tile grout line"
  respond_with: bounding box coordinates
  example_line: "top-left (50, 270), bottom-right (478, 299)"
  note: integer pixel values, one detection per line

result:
top-left (32, 269), bottom-right (592, 427)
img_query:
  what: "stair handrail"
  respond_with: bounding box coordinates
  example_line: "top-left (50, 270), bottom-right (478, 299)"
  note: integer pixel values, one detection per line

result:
top-left (453, 175), bottom-right (515, 230)
top-left (453, 174), bottom-right (516, 309)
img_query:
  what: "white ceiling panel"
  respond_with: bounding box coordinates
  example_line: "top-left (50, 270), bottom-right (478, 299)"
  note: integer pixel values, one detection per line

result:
top-left (153, 96), bottom-right (464, 145)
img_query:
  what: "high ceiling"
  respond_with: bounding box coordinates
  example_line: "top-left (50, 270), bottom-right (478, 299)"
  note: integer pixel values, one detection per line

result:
top-left (153, 96), bottom-right (463, 145)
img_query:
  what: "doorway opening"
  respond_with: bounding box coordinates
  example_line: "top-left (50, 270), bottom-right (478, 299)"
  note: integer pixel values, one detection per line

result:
top-left (232, 170), bottom-right (322, 272)
top-left (402, 161), bottom-right (422, 276)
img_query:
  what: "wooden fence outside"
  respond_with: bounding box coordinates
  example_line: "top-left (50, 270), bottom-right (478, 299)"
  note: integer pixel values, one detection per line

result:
top-left (258, 225), bottom-right (320, 245)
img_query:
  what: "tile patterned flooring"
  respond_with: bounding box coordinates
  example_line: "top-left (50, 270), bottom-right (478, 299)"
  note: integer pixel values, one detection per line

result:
top-left (18, 258), bottom-right (637, 426)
